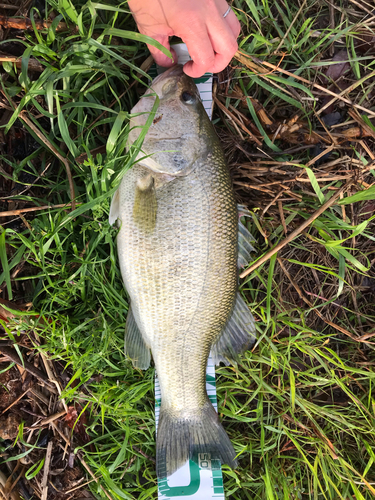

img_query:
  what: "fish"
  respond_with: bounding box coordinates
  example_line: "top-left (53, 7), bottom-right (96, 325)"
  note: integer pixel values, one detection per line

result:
top-left (109, 64), bottom-right (257, 478)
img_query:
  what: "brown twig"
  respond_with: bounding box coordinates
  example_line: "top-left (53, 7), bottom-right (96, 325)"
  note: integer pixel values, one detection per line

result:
top-left (348, 109), bottom-right (375, 141)
top-left (0, 202), bottom-right (78, 217)
top-left (239, 181), bottom-right (352, 278)
top-left (0, 345), bottom-right (56, 390)
top-left (38, 410), bottom-right (67, 427)
top-left (234, 51), bottom-right (268, 73)
top-left (317, 70), bottom-right (375, 116)
top-left (0, 388), bottom-right (30, 416)
top-left (0, 15), bottom-right (68, 31)
top-left (41, 441), bottom-right (53, 500)
top-left (347, 0), bottom-right (374, 17)
top-left (39, 352), bottom-right (68, 412)
top-left (0, 471), bottom-right (21, 500)
top-left (0, 4), bottom-right (19, 10)
top-left (5, 464), bottom-right (24, 500)
top-left (306, 144), bottom-right (336, 167)
top-left (0, 55), bottom-right (44, 72)
top-left (213, 95), bottom-right (262, 145)
top-left (358, 140), bottom-right (375, 162)
top-left (278, 200), bottom-right (287, 235)
top-left (64, 478), bottom-right (96, 495)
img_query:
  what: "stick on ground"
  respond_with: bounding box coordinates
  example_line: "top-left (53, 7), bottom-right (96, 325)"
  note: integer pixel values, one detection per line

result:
top-left (239, 182), bottom-right (352, 279)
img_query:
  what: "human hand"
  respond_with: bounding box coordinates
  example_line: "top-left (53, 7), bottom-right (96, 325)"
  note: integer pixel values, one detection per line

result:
top-left (128, 0), bottom-right (240, 78)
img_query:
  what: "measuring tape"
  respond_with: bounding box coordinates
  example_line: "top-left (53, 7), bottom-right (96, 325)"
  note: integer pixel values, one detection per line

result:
top-left (150, 44), bottom-right (225, 500)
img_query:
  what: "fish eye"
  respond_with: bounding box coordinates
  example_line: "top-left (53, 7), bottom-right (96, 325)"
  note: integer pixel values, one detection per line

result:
top-left (181, 91), bottom-right (195, 104)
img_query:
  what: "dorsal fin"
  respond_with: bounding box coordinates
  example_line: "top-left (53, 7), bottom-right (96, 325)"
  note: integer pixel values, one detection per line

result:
top-left (237, 204), bottom-right (255, 269)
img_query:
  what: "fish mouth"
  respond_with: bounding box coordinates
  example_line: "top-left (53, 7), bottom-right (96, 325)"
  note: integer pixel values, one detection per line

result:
top-left (151, 64), bottom-right (197, 100)
top-left (162, 64), bottom-right (185, 78)
top-left (152, 64), bottom-right (185, 86)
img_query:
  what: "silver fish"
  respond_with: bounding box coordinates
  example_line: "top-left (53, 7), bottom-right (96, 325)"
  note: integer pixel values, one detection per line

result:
top-left (109, 65), bottom-right (256, 478)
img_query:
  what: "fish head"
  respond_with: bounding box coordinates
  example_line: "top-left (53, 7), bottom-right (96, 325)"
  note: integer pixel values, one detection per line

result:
top-left (129, 65), bottom-right (210, 177)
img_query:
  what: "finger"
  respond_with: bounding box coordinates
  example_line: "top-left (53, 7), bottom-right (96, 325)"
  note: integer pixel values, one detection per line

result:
top-left (214, 0), bottom-right (240, 36)
top-left (147, 36), bottom-right (176, 67)
top-left (181, 30), bottom-right (216, 78)
top-left (206, 11), bottom-right (238, 73)
top-left (225, 10), bottom-right (241, 38)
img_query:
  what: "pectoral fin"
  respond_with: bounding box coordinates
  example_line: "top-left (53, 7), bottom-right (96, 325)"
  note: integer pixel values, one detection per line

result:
top-left (211, 292), bottom-right (257, 366)
top-left (133, 174), bottom-right (157, 231)
top-left (109, 188), bottom-right (120, 226)
top-left (125, 306), bottom-right (151, 370)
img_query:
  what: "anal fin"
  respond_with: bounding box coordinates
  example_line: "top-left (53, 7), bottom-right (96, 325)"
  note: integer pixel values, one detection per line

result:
top-left (125, 306), bottom-right (151, 370)
top-left (211, 292), bottom-right (256, 366)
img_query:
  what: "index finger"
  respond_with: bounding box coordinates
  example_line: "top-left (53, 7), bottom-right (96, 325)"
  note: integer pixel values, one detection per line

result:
top-left (180, 29), bottom-right (216, 78)
top-left (146, 36), bottom-right (177, 68)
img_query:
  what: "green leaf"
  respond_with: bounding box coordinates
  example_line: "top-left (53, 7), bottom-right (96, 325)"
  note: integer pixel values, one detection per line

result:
top-left (29, 8), bottom-right (43, 45)
top-left (245, 94), bottom-right (281, 152)
top-left (244, 0), bottom-right (261, 27)
top-left (90, 2), bottom-right (130, 13)
top-left (251, 75), bottom-right (303, 109)
top-left (55, 97), bottom-right (79, 157)
top-left (305, 167), bottom-right (325, 204)
top-left (103, 27), bottom-right (173, 61)
top-left (290, 366), bottom-right (296, 412)
top-left (266, 253), bottom-right (277, 325)
top-left (361, 115), bottom-right (375, 133)
top-left (25, 458), bottom-right (45, 480)
top-left (0, 230), bottom-right (12, 300)
top-left (108, 424), bottom-right (130, 473)
top-left (61, 102), bottom-right (118, 114)
top-left (20, 46), bottom-right (33, 91)
top-left (58, 0), bottom-right (78, 23)
top-left (338, 253), bottom-right (345, 296)
top-left (335, 247), bottom-right (368, 272)
top-left (2, 61), bottom-right (13, 73)
top-left (106, 111), bottom-right (128, 155)
top-left (87, 39), bottom-right (150, 79)
top-left (47, 14), bottom-right (64, 45)
top-left (339, 186), bottom-right (375, 205)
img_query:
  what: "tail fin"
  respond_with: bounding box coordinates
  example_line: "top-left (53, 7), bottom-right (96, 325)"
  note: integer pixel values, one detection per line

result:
top-left (156, 400), bottom-right (237, 478)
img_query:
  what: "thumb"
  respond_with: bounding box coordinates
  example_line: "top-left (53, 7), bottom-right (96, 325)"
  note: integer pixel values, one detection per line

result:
top-left (147, 36), bottom-right (176, 68)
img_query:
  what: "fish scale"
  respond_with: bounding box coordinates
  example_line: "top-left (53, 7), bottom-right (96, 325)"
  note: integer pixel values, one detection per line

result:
top-left (116, 156), bottom-right (237, 411)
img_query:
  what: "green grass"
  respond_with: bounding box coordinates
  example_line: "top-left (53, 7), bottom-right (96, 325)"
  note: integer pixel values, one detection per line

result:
top-left (1, 0), bottom-right (375, 498)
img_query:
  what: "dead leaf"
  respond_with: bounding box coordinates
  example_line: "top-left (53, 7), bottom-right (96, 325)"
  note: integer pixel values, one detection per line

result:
top-left (325, 49), bottom-right (350, 81)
